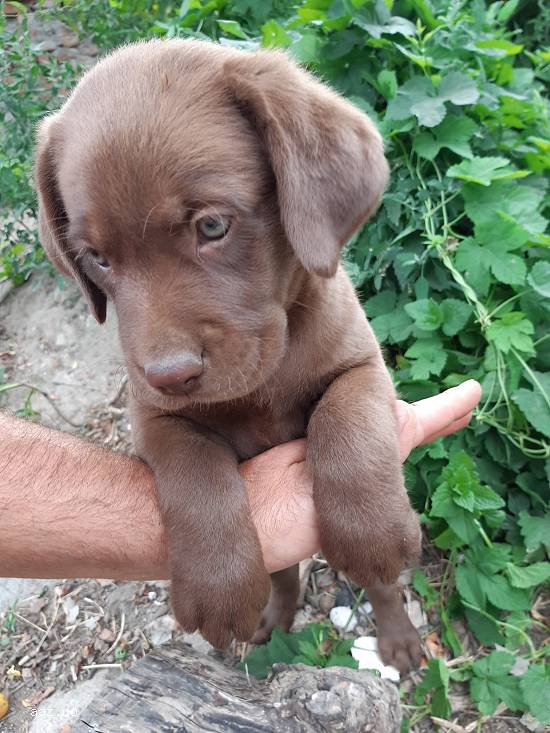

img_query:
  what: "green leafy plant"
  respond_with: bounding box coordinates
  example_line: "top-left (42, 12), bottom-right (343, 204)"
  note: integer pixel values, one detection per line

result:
top-left (239, 622), bottom-right (358, 679)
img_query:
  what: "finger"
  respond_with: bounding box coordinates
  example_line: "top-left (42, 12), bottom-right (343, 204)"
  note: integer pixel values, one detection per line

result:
top-left (412, 380), bottom-right (481, 442)
top-left (396, 401), bottom-right (422, 462)
top-left (421, 411), bottom-right (473, 445)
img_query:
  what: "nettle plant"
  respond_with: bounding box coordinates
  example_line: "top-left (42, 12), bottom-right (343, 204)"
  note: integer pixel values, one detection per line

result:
top-left (2, 0), bottom-right (549, 726)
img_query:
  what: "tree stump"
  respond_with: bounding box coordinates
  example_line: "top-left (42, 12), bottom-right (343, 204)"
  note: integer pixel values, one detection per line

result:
top-left (73, 642), bottom-right (402, 732)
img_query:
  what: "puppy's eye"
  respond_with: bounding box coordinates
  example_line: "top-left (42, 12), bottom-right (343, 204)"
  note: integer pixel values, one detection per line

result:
top-left (89, 249), bottom-right (110, 269)
top-left (197, 215), bottom-right (231, 241)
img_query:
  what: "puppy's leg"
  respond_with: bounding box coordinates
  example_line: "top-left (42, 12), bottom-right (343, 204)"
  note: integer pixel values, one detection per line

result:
top-left (131, 403), bottom-right (270, 649)
top-left (366, 581), bottom-right (422, 674)
top-left (251, 565), bottom-right (299, 644)
top-left (307, 357), bottom-right (422, 671)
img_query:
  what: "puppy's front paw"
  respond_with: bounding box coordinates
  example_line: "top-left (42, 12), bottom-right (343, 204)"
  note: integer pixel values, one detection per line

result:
top-left (377, 614), bottom-right (423, 674)
top-left (170, 556), bottom-right (271, 649)
top-left (320, 498), bottom-right (421, 588)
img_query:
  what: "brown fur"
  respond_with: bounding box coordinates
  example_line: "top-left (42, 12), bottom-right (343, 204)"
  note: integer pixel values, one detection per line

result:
top-left (35, 39), bottom-right (422, 671)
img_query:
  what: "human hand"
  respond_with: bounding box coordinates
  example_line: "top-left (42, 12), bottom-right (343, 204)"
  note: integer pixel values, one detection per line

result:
top-left (243, 380), bottom-right (482, 573)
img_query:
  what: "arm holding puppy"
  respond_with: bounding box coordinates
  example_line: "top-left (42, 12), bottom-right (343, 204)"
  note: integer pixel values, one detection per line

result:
top-left (0, 381), bottom-right (480, 582)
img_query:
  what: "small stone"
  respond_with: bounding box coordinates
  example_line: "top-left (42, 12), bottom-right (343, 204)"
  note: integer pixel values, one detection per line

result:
top-left (520, 712), bottom-right (546, 732)
top-left (98, 628), bottom-right (115, 643)
top-left (406, 599), bottom-right (427, 629)
top-left (351, 637), bottom-right (400, 682)
top-left (318, 592), bottom-right (336, 613)
top-left (329, 606), bottom-right (358, 631)
top-left (359, 601), bottom-right (373, 616)
top-left (31, 39), bottom-right (57, 52)
top-left (306, 690), bottom-right (342, 719)
top-left (62, 597), bottom-right (79, 624)
top-left (510, 657), bottom-right (529, 676)
top-left (60, 27), bottom-right (79, 47)
top-left (334, 585), bottom-right (355, 607)
top-left (146, 614), bottom-right (176, 647)
top-left (78, 40), bottom-right (99, 56)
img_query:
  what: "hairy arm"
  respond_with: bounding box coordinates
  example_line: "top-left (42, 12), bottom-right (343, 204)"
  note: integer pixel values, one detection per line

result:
top-left (0, 380), bottom-right (480, 580)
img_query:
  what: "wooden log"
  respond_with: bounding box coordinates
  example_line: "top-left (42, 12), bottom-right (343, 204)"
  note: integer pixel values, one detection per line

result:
top-left (74, 642), bottom-right (402, 732)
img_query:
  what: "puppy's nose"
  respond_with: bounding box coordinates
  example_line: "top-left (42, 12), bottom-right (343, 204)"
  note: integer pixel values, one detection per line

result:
top-left (144, 352), bottom-right (203, 395)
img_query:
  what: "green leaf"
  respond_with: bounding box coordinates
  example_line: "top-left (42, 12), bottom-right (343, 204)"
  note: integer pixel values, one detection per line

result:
top-left (405, 338), bottom-right (447, 379)
top-left (456, 564), bottom-right (486, 608)
top-left (506, 562), bottom-right (550, 588)
top-left (483, 574), bottom-right (531, 611)
top-left (512, 388), bottom-right (550, 439)
top-left (431, 483), bottom-right (477, 542)
top-left (440, 299), bottom-right (473, 336)
top-left (326, 654), bottom-right (359, 669)
top-left (470, 651), bottom-right (524, 716)
top-left (438, 72), bottom-right (479, 105)
top-left (448, 157), bottom-right (529, 186)
top-left (353, 3), bottom-right (416, 39)
top-left (412, 569), bottom-right (437, 609)
top-left (475, 39), bottom-right (523, 56)
top-left (528, 262), bottom-right (550, 299)
top-left (241, 644), bottom-right (271, 678)
top-left (365, 291), bottom-right (397, 317)
top-left (520, 664), bottom-right (550, 724)
top-left (261, 20), bottom-right (292, 47)
top-left (405, 298), bottom-right (443, 330)
top-left (266, 628), bottom-right (297, 665)
top-left (456, 217), bottom-right (529, 286)
top-left (462, 181), bottom-right (546, 234)
top-left (415, 658), bottom-right (451, 718)
top-left (413, 114), bottom-right (478, 160)
top-left (518, 512), bottom-right (550, 554)
top-left (217, 19), bottom-right (249, 39)
top-left (475, 217), bottom-right (529, 252)
top-left (377, 69), bottom-right (398, 100)
top-left (486, 313), bottom-right (534, 355)
top-left (412, 132), bottom-right (440, 160)
top-left (465, 608), bottom-right (504, 645)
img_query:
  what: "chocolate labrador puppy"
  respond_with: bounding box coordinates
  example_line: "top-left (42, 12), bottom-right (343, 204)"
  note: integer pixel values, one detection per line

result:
top-left (36, 39), bottom-right (422, 672)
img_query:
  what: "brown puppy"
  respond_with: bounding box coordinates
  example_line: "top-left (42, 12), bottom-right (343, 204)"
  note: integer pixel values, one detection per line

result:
top-left (35, 39), bottom-right (422, 672)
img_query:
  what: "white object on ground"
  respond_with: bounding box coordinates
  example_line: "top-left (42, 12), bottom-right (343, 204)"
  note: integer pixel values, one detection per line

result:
top-left (359, 600), bottom-right (373, 616)
top-left (329, 605), bottom-right (358, 631)
top-left (351, 636), bottom-right (400, 682)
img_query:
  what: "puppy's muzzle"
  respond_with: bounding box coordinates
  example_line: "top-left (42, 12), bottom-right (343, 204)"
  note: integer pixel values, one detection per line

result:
top-left (144, 352), bottom-right (204, 395)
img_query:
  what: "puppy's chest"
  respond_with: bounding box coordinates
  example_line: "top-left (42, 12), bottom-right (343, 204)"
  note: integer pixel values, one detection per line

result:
top-left (197, 402), bottom-right (311, 461)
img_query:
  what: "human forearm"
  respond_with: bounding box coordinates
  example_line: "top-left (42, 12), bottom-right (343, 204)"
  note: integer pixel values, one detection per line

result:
top-left (0, 380), bottom-right (481, 581)
top-left (0, 411), bottom-right (168, 580)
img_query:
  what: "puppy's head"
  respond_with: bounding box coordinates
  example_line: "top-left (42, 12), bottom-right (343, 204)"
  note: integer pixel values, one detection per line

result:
top-left (36, 39), bottom-right (388, 409)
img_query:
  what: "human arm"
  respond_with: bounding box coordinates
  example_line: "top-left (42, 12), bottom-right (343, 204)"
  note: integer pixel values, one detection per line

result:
top-left (0, 380), bottom-right (481, 580)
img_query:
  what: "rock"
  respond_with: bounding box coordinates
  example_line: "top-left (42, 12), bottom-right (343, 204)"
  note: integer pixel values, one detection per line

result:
top-left (406, 599), bottom-right (427, 629)
top-left (520, 712), bottom-right (546, 732)
top-left (59, 27), bottom-right (79, 47)
top-left (334, 584), bottom-right (355, 607)
top-left (30, 671), bottom-right (111, 733)
top-left (31, 39), bottom-right (57, 52)
top-left (78, 39), bottom-right (100, 56)
top-left (74, 642), bottom-right (402, 732)
top-left (318, 592), bottom-right (336, 613)
top-left (145, 613), bottom-right (176, 647)
top-left (359, 600), bottom-right (373, 616)
top-left (329, 605), bottom-right (358, 631)
top-left (351, 636), bottom-right (400, 682)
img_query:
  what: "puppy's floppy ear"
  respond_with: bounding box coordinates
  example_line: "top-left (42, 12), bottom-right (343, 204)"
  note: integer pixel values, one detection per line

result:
top-left (224, 50), bottom-right (389, 277)
top-left (35, 115), bottom-right (107, 324)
